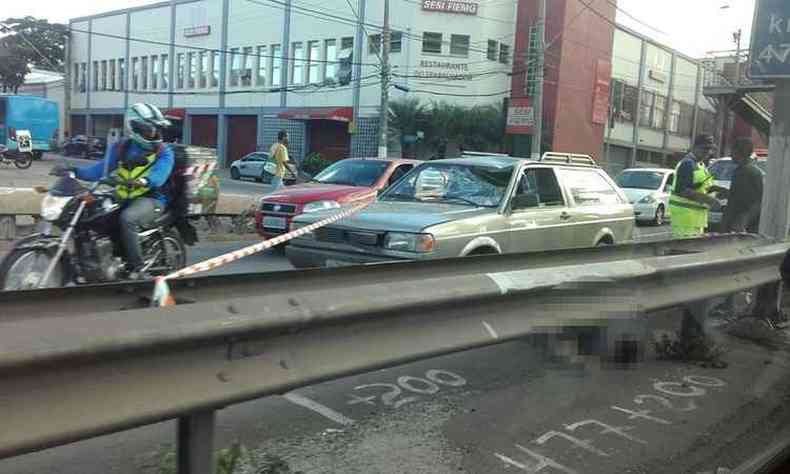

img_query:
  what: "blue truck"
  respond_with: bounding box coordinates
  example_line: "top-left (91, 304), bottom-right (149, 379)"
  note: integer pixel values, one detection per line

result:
top-left (0, 95), bottom-right (59, 159)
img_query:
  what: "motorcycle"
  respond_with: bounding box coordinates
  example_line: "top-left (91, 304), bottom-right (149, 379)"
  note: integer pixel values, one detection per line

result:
top-left (0, 166), bottom-right (187, 290)
top-left (0, 145), bottom-right (33, 169)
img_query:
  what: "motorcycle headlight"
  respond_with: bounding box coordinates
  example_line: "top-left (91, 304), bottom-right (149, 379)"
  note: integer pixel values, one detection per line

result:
top-left (639, 194), bottom-right (657, 204)
top-left (40, 195), bottom-right (71, 222)
top-left (303, 200), bottom-right (341, 213)
top-left (383, 232), bottom-right (435, 253)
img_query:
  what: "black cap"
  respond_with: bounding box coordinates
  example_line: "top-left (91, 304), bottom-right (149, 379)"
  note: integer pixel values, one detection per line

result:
top-left (694, 134), bottom-right (715, 148)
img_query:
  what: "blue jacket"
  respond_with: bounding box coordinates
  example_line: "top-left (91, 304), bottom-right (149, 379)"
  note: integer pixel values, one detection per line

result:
top-left (75, 141), bottom-right (175, 205)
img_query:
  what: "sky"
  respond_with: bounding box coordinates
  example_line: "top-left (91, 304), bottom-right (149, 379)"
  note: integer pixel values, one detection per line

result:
top-left (1, 0), bottom-right (758, 59)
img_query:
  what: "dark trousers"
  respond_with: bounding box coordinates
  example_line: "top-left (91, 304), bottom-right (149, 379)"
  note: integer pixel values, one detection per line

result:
top-left (119, 197), bottom-right (163, 269)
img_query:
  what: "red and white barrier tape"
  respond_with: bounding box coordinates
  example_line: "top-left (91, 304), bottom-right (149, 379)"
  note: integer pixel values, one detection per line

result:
top-left (152, 201), bottom-right (370, 306)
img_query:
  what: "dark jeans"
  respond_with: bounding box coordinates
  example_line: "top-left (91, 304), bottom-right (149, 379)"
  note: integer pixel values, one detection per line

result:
top-left (119, 197), bottom-right (163, 269)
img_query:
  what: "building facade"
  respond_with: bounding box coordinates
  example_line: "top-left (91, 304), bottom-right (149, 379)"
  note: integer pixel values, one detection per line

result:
top-left (68, 0), bottom-right (516, 165)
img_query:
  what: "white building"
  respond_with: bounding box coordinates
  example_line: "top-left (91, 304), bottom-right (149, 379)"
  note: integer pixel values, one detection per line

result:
top-left (68, 0), bottom-right (516, 165)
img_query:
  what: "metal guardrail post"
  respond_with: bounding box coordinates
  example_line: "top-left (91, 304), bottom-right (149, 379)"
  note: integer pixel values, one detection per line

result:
top-left (177, 410), bottom-right (216, 474)
top-left (0, 215), bottom-right (15, 240)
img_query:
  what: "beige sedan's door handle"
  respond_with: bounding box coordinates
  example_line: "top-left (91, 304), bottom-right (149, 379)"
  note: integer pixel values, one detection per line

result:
top-left (560, 211), bottom-right (572, 221)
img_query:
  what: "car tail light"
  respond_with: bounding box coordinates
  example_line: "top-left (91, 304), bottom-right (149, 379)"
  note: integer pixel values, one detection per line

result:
top-left (8, 127), bottom-right (16, 141)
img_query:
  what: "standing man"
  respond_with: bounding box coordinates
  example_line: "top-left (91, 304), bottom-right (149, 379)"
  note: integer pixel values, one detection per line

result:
top-left (720, 137), bottom-right (763, 233)
top-left (669, 134), bottom-right (722, 238)
top-left (269, 130), bottom-right (292, 190)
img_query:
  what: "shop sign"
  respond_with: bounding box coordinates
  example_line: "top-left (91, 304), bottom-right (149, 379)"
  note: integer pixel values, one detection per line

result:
top-left (415, 60), bottom-right (473, 80)
top-left (592, 59), bottom-right (611, 126)
top-left (422, 1), bottom-right (479, 15)
top-left (749, 0), bottom-right (790, 78)
top-left (506, 98), bottom-right (534, 135)
top-left (184, 25), bottom-right (211, 38)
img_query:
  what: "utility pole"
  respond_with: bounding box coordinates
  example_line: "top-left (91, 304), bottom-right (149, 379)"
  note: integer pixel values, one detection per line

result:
top-left (733, 29), bottom-right (742, 84)
top-left (530, 0), bottom-right (546, 159)
top-left (377, 0), bottom-right (391, 159)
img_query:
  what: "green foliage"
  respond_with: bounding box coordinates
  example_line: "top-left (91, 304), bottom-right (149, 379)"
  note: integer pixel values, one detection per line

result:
top-left (156, 442), bottom-right (302, 474)
top-left (0, 16), bottom-right (68, 92)
top-left (302, 152), bottom-right (332, 176)
top-left (388, 98), bottom-right (505, 155)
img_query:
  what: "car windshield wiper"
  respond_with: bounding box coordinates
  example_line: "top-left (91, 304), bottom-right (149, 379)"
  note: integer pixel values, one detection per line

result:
top-left (429, 196), bottom-right (482, 207)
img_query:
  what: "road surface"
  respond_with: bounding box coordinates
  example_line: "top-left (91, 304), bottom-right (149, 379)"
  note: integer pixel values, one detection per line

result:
top-left (1, 308), bottom-right (788, 474)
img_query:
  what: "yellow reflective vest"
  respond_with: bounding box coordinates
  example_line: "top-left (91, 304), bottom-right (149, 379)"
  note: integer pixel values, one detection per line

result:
top-left (669, 159), bottom-right (714, 231)
top-left (115, 153), bottom-right (157, 200)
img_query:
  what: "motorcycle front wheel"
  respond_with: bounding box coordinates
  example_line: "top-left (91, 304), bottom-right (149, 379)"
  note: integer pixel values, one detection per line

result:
top-left (0, 248), bottom-right (65, 290)
top-left (14, 153), bottom-right (33, 169)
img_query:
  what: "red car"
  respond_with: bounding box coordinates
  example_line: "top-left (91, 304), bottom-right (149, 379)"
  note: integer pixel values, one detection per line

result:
top-left (256, 157), bottom-right (419, 238)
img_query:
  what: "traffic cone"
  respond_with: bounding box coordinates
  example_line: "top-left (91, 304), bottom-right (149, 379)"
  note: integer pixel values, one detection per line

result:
top-left (152, 276), bottom-right (176, 307)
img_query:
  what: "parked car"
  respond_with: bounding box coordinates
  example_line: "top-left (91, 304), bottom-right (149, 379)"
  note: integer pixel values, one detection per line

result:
top-left (63, 135), bottom-right (107, 159)
top-left (286, 153), bottom-right (635, 268)
top-left (707, 156), bottom-right (767, 230)
top-left (614, 168), bottom-right (674, 225)
top-left (230, 151), bottom-right (297, 184)
top-left (256, 157), bottom-right (418, 238)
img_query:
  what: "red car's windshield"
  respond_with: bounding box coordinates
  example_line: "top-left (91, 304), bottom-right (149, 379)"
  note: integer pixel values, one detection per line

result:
top-left (312, 159), bottom-right (390, 187)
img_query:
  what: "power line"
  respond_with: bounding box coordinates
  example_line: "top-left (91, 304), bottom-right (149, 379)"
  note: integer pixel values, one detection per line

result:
top-left (605, 0), bottom-right (667, 36)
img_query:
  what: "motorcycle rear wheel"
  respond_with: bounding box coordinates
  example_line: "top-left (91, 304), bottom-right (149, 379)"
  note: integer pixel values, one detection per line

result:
top-left (0, 248), bottom-right (65, 290)
top-left (14, 153), bottom-right (33, 169)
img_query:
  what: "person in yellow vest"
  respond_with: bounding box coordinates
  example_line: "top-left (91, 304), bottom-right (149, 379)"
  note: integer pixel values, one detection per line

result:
top-left (74, 103), bottom-right (175, 276)
top-left (269, 130), bottom-right (294, 190)
top-left (669, 134), bottom-right (723, 238)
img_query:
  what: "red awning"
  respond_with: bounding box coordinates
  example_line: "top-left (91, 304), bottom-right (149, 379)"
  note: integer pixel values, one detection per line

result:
top-left (163, 108), bottom-right (186, 121)
top-left (278, 107), bottom-right (353, 122)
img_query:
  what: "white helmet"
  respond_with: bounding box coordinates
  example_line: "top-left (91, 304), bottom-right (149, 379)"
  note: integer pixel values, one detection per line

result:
top-left (125, 103), bottom-right (171, 150)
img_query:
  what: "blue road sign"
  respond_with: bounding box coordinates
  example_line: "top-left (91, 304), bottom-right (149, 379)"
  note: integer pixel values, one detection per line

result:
top-left (750, 0), bottom-right (790, 79)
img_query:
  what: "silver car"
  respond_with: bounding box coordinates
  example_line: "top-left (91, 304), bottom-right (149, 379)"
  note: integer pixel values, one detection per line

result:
top-left (286, 153), bottom-right (635, 268)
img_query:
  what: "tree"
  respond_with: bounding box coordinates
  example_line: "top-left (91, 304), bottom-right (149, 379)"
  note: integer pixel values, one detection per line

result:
top-left (0, 16), bottom-right (68, 92)
top-left (388, 98), bottom-right (426, 157)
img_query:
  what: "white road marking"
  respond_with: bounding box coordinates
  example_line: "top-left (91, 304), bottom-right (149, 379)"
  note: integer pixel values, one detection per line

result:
top-left (482, 321), bottom-right (499, 339)
top-left (283, 392), bottom-right (355, 426)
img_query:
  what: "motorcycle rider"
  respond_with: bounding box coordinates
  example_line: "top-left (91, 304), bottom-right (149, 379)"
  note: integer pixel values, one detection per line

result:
top-left (73, 103), bottom-right (175, 277)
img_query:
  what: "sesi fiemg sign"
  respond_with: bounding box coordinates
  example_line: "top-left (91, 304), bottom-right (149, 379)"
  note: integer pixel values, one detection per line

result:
top-left (422, 0), bottom-right (479, 15)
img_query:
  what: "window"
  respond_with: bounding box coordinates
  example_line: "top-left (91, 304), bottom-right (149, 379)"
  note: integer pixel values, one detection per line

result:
top-left (118, 59), bottom-right (125, 91)
top-left (73, 63), bottom-right (79, 91)
top-left (176, 53), bottom-right (185, 89)
top-left (187, 52), bottom-right (195, 88)
top-left (256, 46), bottom-right (267, 87)
top-left (131, 57), bottom-right (139, 90)
top-left (109, 60), bottom-right (116, 91)
top-left (211, 51), bottom-right (219, 87)
top-left (621, 83), bottom-right (638, 123)
top-left (677, 101), bottom-right (694, 136)
top-left (79, 63), bottom-right (87, 93)
top-left (669, 100), bottom-right (681, 133)
top-left (513, 168), bottom-right (565, 209)
top-left (499, 44), bottom-right (510, 64)
top-left (229, 48), bottom-right (240, 87)
top-left (450, 34), bottom-right (470, 57)
top-left (652, 94), bottom-right (666, 129)
top-left (198, 51), bottom-right (207, 88)
top-left (291, 42), bottom-right (304, 84)
top-left (308, 41), bottom-right (320, 84)
top-left (141, 56), bottom-right (148, 90)
top-left (324, 39), bottom-right (337, 81)
top-left (558, 169), bottom-right (621, 206)
top-left (391, 32), bottom-right (402, 53)
top-left (487, 40), bottom-right (498, 61)
top-left (639, 90), bottom-right (654, 127)
top-left (151, 55), bottom-right (159, 90)
top-left (100, 60), bottom-right (107, 91)
top-left (422, 32), bottom-right (442, 54)
top-left (341, 37), bottom-right (354, 50)
top-left (272, 44), bottom-right (282, 87)
top-left (93, 61), bottom-right (99, 91)
top-left (161, 55), bottom-right (169, 89)
top-left (241, 46), bottom-right (253, 86)
top-left (388, 164), bottom-right (414, 186)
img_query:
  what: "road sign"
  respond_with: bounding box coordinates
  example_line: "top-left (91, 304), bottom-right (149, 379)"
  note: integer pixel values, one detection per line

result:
top-left (749, 0), bottom-right (790, 79)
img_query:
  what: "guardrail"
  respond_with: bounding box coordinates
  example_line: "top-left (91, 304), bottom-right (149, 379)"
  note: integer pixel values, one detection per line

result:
top-left (0, 236), bottom-right (787, 473)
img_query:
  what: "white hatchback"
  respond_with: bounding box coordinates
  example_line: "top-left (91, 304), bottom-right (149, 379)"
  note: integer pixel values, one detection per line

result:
top-left (614, 168), bottom-right (674, 225)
